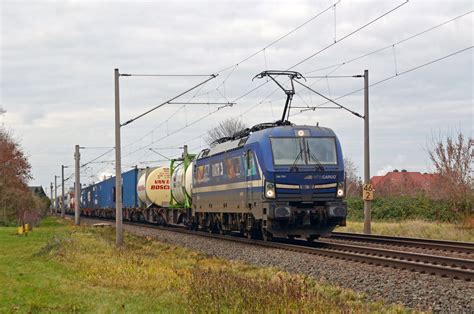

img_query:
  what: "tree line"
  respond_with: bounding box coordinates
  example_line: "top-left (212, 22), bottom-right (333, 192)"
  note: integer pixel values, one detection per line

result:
top-left (0, 126), bottom-right (49, 226)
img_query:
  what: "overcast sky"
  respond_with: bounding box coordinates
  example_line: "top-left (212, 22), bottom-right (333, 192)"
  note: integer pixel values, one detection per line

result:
top-left (1, 0), bottom-right (472, 193)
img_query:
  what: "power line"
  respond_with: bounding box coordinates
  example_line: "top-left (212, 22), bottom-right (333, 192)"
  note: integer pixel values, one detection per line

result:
top-left (304, 10), bottom-right (473, 75)
top-left (192, 1), bottom-right (343, 108)
top-left (294, 80), bottom-right (363, 118)
top-left (122, 104), bottom-right (232, 161)
top-left (81, 148), bottom-right (115, 168)
top-left (125, 74), bottom-right (214, 77)
top-left (112, 1), bottom-right (400, 165)
top-left (121, 72), bottom-right (216, 150)
top-left (121, 74), bottom-right (218, 127)
top-left (293, 46), bottom-right (473, 115)
top-left (288, 0), bottom-right (409, 70)
top-left (215, 1), bottom-right (340, 74)
top-left (228, 0), bottom-right (409, 108)
top-left (234, 3), bottom-right (469, 124)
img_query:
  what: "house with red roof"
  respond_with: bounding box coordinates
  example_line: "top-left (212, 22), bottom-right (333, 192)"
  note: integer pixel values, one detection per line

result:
top-left (371, 169), bottom-right (438, 197)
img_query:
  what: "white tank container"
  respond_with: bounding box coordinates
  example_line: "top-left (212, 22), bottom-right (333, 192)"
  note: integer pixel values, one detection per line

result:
top-left (171, 162), bottom-right (193, 205)
top-left (139, 167), bottom-right (171, 207)
top-left (185, 162), bottom-right (193, 198)
top-left (137, 173), bottom-right (147, 204)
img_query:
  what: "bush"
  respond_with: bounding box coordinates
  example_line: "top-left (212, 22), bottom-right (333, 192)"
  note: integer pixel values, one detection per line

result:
top-left (346, 195), bottom-right (464, 222)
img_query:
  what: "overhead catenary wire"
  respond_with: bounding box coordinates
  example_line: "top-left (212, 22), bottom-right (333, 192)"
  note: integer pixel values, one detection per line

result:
top-left (214, 1), bottom-right (340, 74)
top-left (122, 104), bottom-right (232, 161)
top-left (193, 1), bottom-right (343, 105)
top-left (237, 6), bottom-right (472, 124)
top-left (113, 1), bottom-right (406, 167)
top-left (304, 10), bottom-right (473, 75)
top-left (292, 46), bottom-right (473, 115)
top-left (123, 74), bottom-right (215, 77)
top-left (121, 71), bottom-right (216, 150)
top-left (81, 147), bottom-right (115, 168)
top-left (288, 0), bottom-right (409, 70)
top-left (294, 80), bottom-right (364, 118)
top-left (74, 3), bottom-right (468, 186)
top-left (121, 74), bottom-right (218, 127)
top-left (56, 3), bottom-right (452, 188)
top-left (227, 0), bottom-right (410, 108)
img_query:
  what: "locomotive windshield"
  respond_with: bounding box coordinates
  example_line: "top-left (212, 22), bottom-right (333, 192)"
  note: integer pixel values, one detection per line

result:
top-left (270, 138), bottom-right (305, 165)
top-left (306, 138), bottom-right (337, 165)
top-left (271, 137), bottom-right (337, 166)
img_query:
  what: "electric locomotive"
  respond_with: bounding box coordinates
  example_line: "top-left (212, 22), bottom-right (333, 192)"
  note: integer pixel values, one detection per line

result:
top-left (192, 121), bottom-right (347, 241)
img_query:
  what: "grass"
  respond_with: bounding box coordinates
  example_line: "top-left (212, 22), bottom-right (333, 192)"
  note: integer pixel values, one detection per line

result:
top-left (337, 220), bottom-right (474, 242)
top-left (0, 217), bottom-right (410, 313)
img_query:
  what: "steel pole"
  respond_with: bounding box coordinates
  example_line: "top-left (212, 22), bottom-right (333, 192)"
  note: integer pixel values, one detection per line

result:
top-left (50, 182), bottom-right (53, 214)
top-left (363, 69), bottom-right (371, 235)
top-left (61, 165), bottom-right (65, 218)
top-left (54, 175), bottom-right (58, 214)
top-left (74, 145), bottom-right (80, 225)
top-left (114, 68), bottom-right (123, 247)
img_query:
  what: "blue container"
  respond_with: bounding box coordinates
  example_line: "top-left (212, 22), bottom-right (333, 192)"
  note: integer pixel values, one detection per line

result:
top-left (122, 168), bottom-right (139, 208)
top-left (93, 168), bottom-right (139, 209)
top-left (81, 184), bottom-right (96, 209)
top-left (96, 176), bottom-right (114, 209)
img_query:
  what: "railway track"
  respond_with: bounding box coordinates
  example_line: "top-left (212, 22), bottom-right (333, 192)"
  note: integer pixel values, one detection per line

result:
top-left (77, 215), bottom-right (474, 281)
top-left (329, 232), bottom-right (474, 254)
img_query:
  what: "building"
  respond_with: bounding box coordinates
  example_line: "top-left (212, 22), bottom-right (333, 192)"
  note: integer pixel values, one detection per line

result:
top-left (371, 170), bottom-right (437, 196)
top-left (29, 186), bottom-right (47, 198)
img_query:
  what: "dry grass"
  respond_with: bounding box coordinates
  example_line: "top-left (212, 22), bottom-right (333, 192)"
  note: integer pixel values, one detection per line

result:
top-left (16, 218), bottom-right (410, 313)
top-left (337, 220), bottom-right (474, 242)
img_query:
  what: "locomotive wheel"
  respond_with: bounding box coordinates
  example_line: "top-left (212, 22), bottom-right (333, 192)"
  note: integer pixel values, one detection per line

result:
top-left (246, 228), bottom-right (258, 240)
top-left (306, 235), bottom-right (320, 242)
top-left (261, 228), bottom-right (273, 242)
top-left (246, 230), bottom-right (253, 239)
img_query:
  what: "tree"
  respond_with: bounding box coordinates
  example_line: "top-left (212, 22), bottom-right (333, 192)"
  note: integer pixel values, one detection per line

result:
top-left (428, 132), bottom-right (473, 211)
top-left (0, 126), bottom-right (40, 226)
top-left (344, 157), bottom-right (362, 197)
top-left (205, 118), bottom-right (247, 145)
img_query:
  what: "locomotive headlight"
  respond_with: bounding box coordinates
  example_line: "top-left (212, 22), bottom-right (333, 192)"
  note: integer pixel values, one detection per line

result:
top-left (265, 182), bottom-right (276, 199)
top-left (337, 181), bottom-right (345, 198)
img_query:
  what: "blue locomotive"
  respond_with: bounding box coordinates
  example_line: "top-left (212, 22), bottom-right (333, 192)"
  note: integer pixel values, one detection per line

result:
top-left (192, 122), bottom-right (347, 241)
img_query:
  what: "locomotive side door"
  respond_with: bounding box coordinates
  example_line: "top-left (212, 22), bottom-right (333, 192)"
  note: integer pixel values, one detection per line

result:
top-left (245, 149), bottom-right (256, 209)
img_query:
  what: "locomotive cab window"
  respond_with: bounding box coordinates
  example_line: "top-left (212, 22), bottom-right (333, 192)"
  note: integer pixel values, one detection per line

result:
top-left (306, 137), bottom-right (337, 165)
top-left (271, 137), bottom-right (338, 166)
top-left (270, 138), bottom-right (305, 166)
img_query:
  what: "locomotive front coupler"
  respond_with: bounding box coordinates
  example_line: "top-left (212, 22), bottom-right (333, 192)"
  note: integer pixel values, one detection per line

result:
top-left (268, 202), bottom-right (323, 221)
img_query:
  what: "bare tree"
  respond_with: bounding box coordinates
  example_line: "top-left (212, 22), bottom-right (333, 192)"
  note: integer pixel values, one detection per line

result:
top-left (428, 131), bottom-right (473, 210)
top-left (344, 157), bottom-right (362, 197)
top-left (205, 118), bottom-right (247, 145)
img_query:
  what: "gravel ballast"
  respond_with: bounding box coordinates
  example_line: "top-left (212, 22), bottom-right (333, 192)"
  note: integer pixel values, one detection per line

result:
top-left (83, 218), bottom-right (474, 312)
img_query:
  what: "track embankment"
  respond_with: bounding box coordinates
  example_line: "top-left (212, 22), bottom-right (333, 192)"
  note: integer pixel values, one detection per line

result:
top-left (80, 217), bottom-right (474, 312)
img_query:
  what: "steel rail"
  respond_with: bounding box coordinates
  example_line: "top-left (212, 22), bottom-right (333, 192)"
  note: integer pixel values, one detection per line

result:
top-left (329, 232), bottom-right (474, 254)
top-left (310, 241), bottom-right (474, 270)
top-left (76, 216), bottom-right (474, 281)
